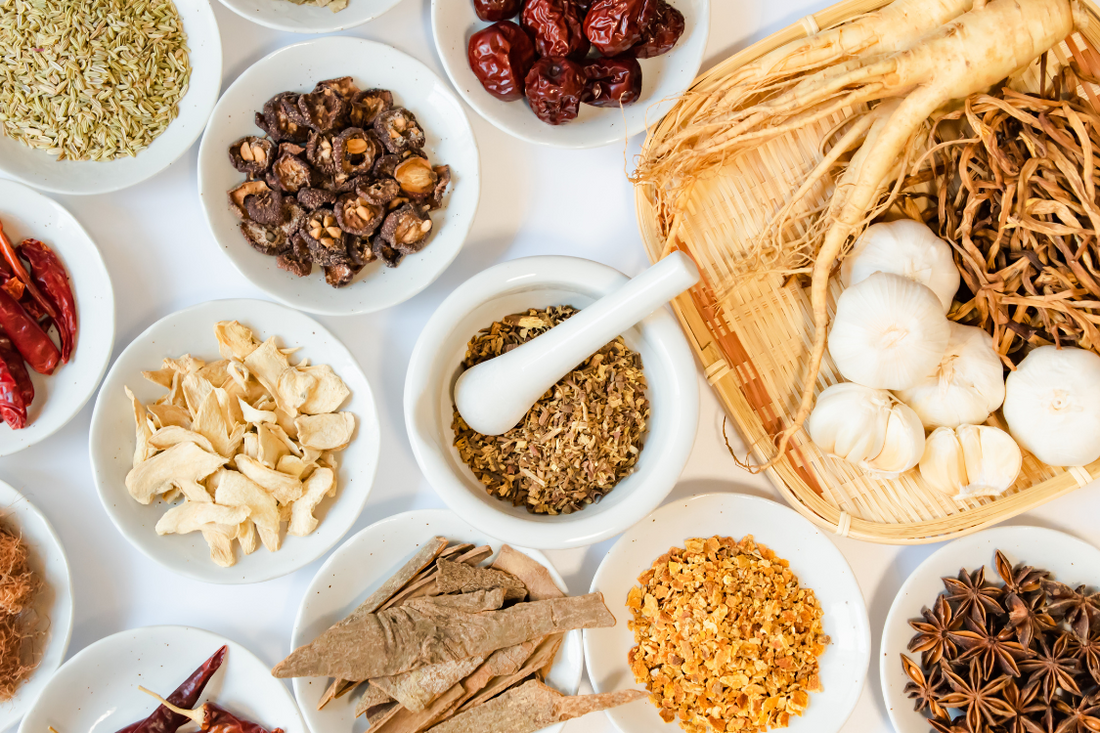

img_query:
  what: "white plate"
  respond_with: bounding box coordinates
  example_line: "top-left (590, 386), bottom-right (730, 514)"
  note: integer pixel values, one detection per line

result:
top-left (432, 0), bottom-right (710, 148)
top-left (585, 493), bottom-right (871, 733)
top-left (0, 0), bottom-right (221, 195)
top-left (217, 0), bottom-right (404, 34)
top-left (0, 481), bottom-right (73, 732)
top-left (881, 525), bottom-right (1100, 733)
top-left (197, 37), bottom-right (481, 316)
top-left (0, 180), bottom-right (115, 457)
top-left (290, 508), bottom-right (584, 733)
top-left (88, 298), bottom-right (381, 584)
top-left (19, 625), bottom-right (306, 733)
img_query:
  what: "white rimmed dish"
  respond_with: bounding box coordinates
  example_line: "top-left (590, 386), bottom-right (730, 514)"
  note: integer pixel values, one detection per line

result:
top-left (0, 180), bottom-right (115, 457)
top-left (216, 0), bottom-right (403, 34)
top-left (0, 0), bottom-right (221, 195)
top-left (0, 480), bottom-right (73, 732)
top-left (585, 493), bottom-right (871, 733)
top-left (18, 625), bottom-right (306, 733)
top-left (289, 508), bottom-right (583, 733)
top-left (88, 298), bottom-right (380, 584)
top-left (881, 525), bottom-right (1100, 733)
top-left (197, 37), bottom-right (481, 316)
top-left (431, 0), bottom-right (710, 148)
top-left (404, 256), bottom-right (699, 550)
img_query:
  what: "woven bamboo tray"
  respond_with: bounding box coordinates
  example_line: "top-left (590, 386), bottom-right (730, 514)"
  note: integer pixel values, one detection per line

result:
top-left (636, 0), bottom-right (1100, 544)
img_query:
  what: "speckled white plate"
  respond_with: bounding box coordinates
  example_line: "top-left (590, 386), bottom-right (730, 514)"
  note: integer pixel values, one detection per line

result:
top-left (0, 480), bottom-right (73, 733)
top-left (18, 626), bottom-right (305, 733)
top-left (585, 492), bottom-right (870, 733)
top-left (881, 525), bottom-right (1100, 733)
top-left (217, 0), bottom-right (404, 34)
top-left (289, 508), bottom-right (584, 733)
top-left (197, 37), bottom-right (480, 316)
top-left (88, 298), bottom-right (380, 584)
top-left (0, 180), bottom-right (115, 457)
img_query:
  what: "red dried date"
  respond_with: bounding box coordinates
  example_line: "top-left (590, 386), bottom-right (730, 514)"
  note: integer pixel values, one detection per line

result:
top-left (521, 0), bottom-right (589, 60)
top-left (525, 57), bottom-right (586, 125)
top-left (583, 0), bottom-right (658, 56)
top-left (632, 0), bottom-right (684, 58)
top-left (582, 56), bottom-right (642, 107)
top-left (474, 0), bottom-right (523, 22)
top-left (468, 21), bottom-right (538, 102)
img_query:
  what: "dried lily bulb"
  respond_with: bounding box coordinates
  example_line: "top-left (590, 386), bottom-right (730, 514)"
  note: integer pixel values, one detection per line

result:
top-left (894, 323), bottom-right (1005, 429)
top-left (1004, 346), bottom-right (1100, 466)
top-left (807, 382), bottom-right (925, 477)
top-left (840, 219), bottom-right (960, 313)
top-left (828, 271), bottom-right (950, 390)
top-left (920, 425), bottom-right (1022, 499)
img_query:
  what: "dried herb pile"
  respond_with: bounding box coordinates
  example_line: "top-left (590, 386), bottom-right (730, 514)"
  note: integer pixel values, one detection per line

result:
top-left (900, 550), bottom-right (1100, 733)
top-left (452, 306), bottom-right (649, 515)
top-left (902, 65), bottom-right (1100, 365)
top-left (0, 524), bottom-right (42, 701)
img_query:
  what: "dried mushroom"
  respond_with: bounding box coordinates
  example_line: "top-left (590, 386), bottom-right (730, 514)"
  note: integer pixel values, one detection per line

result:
top-left (307, 131), bottom-right (340, 176)
top-left (240, 220), bottom-right (287, 255)
top-left (243, 185), bottom-right (285, 226)
top-left (374, 107), bottom-right (425, 153)
top-left (428, 165), bottom-right (451, 210)
top-left (257, 92), bottom-right (309, 143)
top-left (228, 180), bottom-right (274, 219)
top-left (278, 233), bottom-right (313, 278)
top-left (346, 235), bottom-right (375, 267)
top-left (335, 193), bottom-right (384, 237)
top-left (298, 87), bottom-right (348, 132)
top-left (372, 235), bottom-right (403, 268)
top-left (394, 156), bottom-right (437, 199)
top-left (270, 153), bottom-right (316, 193)
top-left (278, 141), bottom-right (306, 157)
top-left (382, 204), bottom-right (433, 254)
top-left (314, 76), bottom-right (359, 99)
top-left (334, 127), bottom-right (379, 175)
top-left (229, 136), bottom-right (275, 177)
top-left (324, 263), bottom-right (360, 288)
top-left (349, 88), bottom-right (394, 128)
top-left (372, 153), bottom-right (402, 180)
top-left (297, 187), bottom-right (339, 211)
top-left (355, 178), bottom-right (400, 206)
top-left (302, 208), bottom-right (352, 266)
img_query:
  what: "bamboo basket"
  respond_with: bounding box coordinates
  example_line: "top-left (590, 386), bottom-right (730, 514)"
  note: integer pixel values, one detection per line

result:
top-left (636, 0), bottom-right (1100, 544)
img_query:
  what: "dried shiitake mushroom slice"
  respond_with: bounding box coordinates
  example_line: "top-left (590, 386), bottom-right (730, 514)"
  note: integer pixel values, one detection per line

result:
top-left (372, 153), bottom-right (403, 180)
top-left (324, 262), bottom-right (361, 288)
top-left (297, 187), bottom-right (339, 211)
top-left (243, 185), bottom-right (286, 226)
top-left (355, 178), bottom-right (401, 207)
top-left (278, 232), bottom-right (314, 278)
top-left (427, 165), bottom-right (452, 211)
top-left (281, 201), bottom-right (308, 238)
top-left (314, 76), bottom-right (360, 100)
top-left (381, 204), bottom-right (434, 254)
top-left (270, 153), bottom-right (317, 194)
top-left (240, 220), bottom-right (288, 256)
top-left (347, 234), bottom-right (376, 267)
top-left (394, 156), bottom-right (438, 199)
top-left (371, 235), bottom-right (403, 268)
top-left (302, 207), bottom-right (352, 266)
top-left (298, 87), bottom-right (348, 132)
top-left (374, 108), bottom-right (426, 154)
top-left (334, 127), bottom-right (380, 176)
top-left (335, 193), bottom-right (384, 237)
top-left (257, 92), bottom-right (309, 143)
top-left (348, 88), bottom-right (394, 128)
top-left (306, 131), bottom-right (339, 177)
top-left (279, 142), bottom-right (306, 157)
top-left (229, 180), bottom-right (274, 219)
top-left (229, 136), bottom-right (275, 177)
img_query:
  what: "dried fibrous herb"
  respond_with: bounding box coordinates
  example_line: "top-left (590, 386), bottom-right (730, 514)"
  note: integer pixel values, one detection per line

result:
top-left (0, 523), bottom-right (42, 701)
top-left (452, 306), bottom-right (649, 515)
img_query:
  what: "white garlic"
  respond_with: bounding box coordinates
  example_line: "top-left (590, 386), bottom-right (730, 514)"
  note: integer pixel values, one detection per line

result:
top-left (894, 323), bottom-right (1005, 429)
top-left (841, 219), bottom-right (960, 312)
top-left (828, 271), bottom-right (950, 390)
top-left (1003, 346), bottom-right (1100, 466)
top-left (919, 425), bottom-right (1022, 499)
top-left (807, 382), bottom-right (925, 477)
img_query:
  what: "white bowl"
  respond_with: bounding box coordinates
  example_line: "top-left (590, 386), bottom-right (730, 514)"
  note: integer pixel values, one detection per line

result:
top-left (19, 625), bottom-right (306, 733)
top-left (197, 37), bottom-right (481, 316)
top-left (0, 0), bottom-right (221, 195)
top-left (881, 525), bottom-right (1100, 733)
top-left (88, 298), bottom-right (381, 584)
top-left (431, 0), bottom-right (710, 148)
top-left (289, 508), bottom-right (583, 733)
top-left (585, 493), bottom-right (871, 733)
top-left (0, 480), bottom-right (73, 732)
top-left (217, 0), bottom-right (404, 33)
top-left (404, 256), bottom-right (699, 549)
top-left (0, 180), bottom-right (115, 457)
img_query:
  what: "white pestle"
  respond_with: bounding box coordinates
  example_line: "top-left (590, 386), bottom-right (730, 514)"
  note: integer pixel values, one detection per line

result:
top-left (454, 251), bottom-right (700, 436)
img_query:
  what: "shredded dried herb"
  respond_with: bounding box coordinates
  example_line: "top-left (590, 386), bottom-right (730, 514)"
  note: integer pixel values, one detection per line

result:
top-left (0, 523), bottom-right (42, 701)
top-left (452, 306), bottom-right (649, 515)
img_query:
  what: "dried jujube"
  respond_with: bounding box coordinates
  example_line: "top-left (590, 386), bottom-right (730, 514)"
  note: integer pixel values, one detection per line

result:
top-left (349, 89), bottom-right (394, 128)
top-left (522, 0), bottom-right (589, 60)
top-left (468, 21), bottom-right (538, 102)
top-left (394, 157), bottom-right (438, 199)
top-left (632, 0), bottom-right (683, 58)
top-left (270, 153), bottom-right (316, 193)
top-left (335, 193), bottom-right (384, 237)
top-left (297, 87), bottom-right (348, 132)
top-left (229, 137), bottom-right (275, 177)
top-left (382, 204), bottom-right (434, 253)
top-left (582, 56), bottom-right (642, 107)
top-left (525, 57), bottom-right (585, 125)
top-left (583, 0), bottom-right (658, 56)
top-left (474, 0), bottom-right (523, 22)
top-left (334, 127), bottom-right (379, 175)
top-left (374, 108), bottom-right (426, 153)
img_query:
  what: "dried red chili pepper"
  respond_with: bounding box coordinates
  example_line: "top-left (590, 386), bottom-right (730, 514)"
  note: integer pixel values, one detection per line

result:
top-left (468, 21), bottom-right (538, 102)
top-left (583, 0), bottom-right (659, 56)
top-left (0, 332), bottom-right (31, 429)
top-left (0, 221), bottom-right (57, 324)
top-left (139, 688), bottom-right (284, 733)
top-left (18, 239), bottom-right (76, 364)
top-left (0, 288), bottom-right (58, 375)
top-left (521, 0), bottom-right (589, 60)
top-left (525, 57), bottom-right (586, 125)
top-left (115, 646), bottom-right (227, 733)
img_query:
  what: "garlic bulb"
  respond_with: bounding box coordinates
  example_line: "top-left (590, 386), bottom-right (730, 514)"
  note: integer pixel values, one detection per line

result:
top-left (827, 271), bottom-right (950, 390)
top-left (894, 323), bottom-right (1005, 429)
top-left (841, 219), bottom-right (960, 312)
top-left (807, 382), bottom-right (925, 477)
top-left (919, 425), bottom-right (1022, 499)
top-left (1004, 346), bottom-right (1100, 466)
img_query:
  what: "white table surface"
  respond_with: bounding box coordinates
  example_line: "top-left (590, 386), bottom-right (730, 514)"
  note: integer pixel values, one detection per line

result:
top-left (3, 0), bottom-right (1100, 732)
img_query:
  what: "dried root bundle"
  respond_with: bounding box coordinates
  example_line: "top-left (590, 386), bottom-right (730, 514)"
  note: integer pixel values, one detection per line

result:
top-left (0, 525), bottom-right (42, 702)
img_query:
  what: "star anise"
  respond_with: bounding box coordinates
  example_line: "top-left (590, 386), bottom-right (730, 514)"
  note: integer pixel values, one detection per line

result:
top-left (1019, 633), bottom-right (1082, 701)
top-left (911, 594), bottom-right (964, 666)
top-left (902, 653), bottom-right (949, 720)
top-left (930, 715), bottom-right (972, 733)
top-left (1069, 630), bottom-right (1100, 685)
top-left (951, 615), bottom-right (1032, 678)
top-left (1052, 692), bottom-right (1100, 733)
top-left (1000, 678), bottom-right (1049, 733)
top-left (941, 662), bottom-right (1014, 732)
top-left (1007, 591), bottom-right (1059, 651)
top-left (945, 566), bottom-right (1005, 624)
top-left (996, 550), bottom-right (1050, 596)
top-left (1043, 580), bottom-right (1100, 641)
